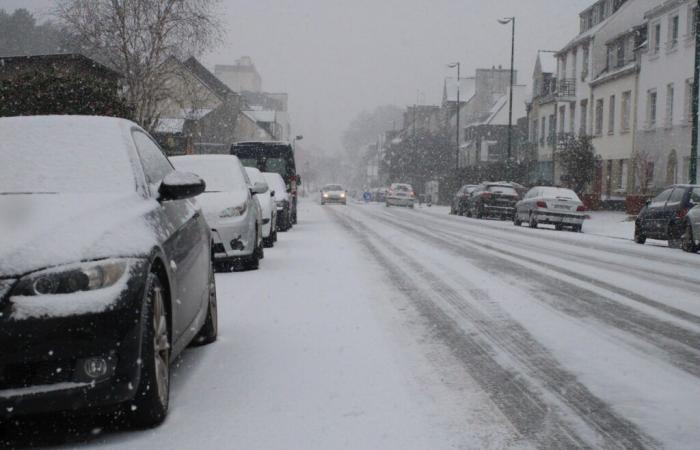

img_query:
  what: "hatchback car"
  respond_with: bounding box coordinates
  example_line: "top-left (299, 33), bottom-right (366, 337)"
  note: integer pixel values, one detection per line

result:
top-left (386, 183), bottom-right (416, 208)
top-left (467, 183), bottom-right (520, 220)
top-left (246, 167), bottom-right (276, 247)
top-left (682, 195), bottom-right (700, 253)
top-left (450, 185), bottom-right (479, 216)
top-left (171, 155), bottom-right (265, 270)
top-left (321, 184), bottom-right (347, 205)
top-left (263, 172), bottom-right (293, 232)
top-left (515, 186), bottom-right (586, 231)
top-left (635, 184), bottom-right (700, 248)
top-left (0, 116), bottom-right (217, 427)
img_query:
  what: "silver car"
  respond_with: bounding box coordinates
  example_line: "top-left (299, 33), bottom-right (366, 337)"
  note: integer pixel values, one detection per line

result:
top-left (386, 183), bottom-right (415, 208)
top-left (515, 186), bottom-right (586, 232)
top-left (321, 184), bottom-right (347, 205)
top-left (681, 187), bottom-right (700, 253)
top-left (171, 155), bottom-right (265, 270)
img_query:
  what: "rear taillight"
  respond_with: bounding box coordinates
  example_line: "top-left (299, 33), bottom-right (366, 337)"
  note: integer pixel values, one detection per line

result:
top-left (481, 192), bottom-right (492, 199)
top-left (677, 208), bottom-right (689, 219)
top-left (536, 201), bottom-right (547, 208)
top-left (576, 205), bottom-right (586, 212)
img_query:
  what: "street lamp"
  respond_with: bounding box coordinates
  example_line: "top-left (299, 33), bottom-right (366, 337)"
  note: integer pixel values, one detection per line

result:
top-left (447, 62), bottom-right (461, 170)
top-left (498, 16), bottom-right (516, 181)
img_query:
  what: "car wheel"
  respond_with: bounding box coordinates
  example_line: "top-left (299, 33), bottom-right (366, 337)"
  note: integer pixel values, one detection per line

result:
top-left (385, 202), bottom-right (390, 207)
top-left (513, 214), bottom-right (522, 227)
top-left (529, 214), bottom-right (538, 228)
top-left (476, 207), bottom-right (484, 219)
top-left (129, 273), bottom-right (170, 427)
top-left (571, 224), bottom-right (582, 233)
top-left (244, 232), bottom-right (261, 270)
top-left (634, 223), bottom-right (646, 244)
top-left (194, 263), bottom-right (218, 346)
top-left (668, 222), bottom-right (683, 248)
top-left (555, 223), bottom-right (564, 231)
top-left (263, 233), bottom-right (274, 248)
top-left (681, 222), bottom-right (699, 253)
top-left (273, 230), bottom-right (278, 243)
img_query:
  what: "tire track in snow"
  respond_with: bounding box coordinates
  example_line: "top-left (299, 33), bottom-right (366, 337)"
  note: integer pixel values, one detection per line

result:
top-left (358, 206), bottom-right (700, 379)
top-left (328, 207), bottom-right (658, 450)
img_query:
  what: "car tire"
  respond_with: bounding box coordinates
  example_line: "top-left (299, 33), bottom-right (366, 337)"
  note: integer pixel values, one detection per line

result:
top-left (244, 233), bottom-right (261, 270)
top-left (476, 207), bottom-right (484, 219)
top-left (529, 214), bottom-right (538, 228)
top-left (668, 222), bottom-right (683, 248)
top-left (555, 223), bottom-right (564, 231)
top-left (263, 234), bottom-right (274, 248)
top-left (385, 202), bottom-right (390, 207)
top-left (194, 263), bottom-right (218, 346)
top-left (571, 224), bottom-right (582, 233)
top-left (513, 214), bottom-right (522, 226)
top-left (273, 230), bottom-right (278, 243)
top-left (634, 223), bottom-right (646, 244)
top-left (681, 221), bottom-right (699, 253)
top-left (129, 273), bottom-right (170, 428)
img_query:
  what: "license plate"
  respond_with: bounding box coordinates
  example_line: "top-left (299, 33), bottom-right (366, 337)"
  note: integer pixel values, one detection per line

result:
top-left (554, 205), bottom-right (568, 209)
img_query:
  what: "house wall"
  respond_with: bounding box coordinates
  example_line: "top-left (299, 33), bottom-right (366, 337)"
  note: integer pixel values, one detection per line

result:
top-left (158, 59), bottom-right (222, 118)
top-left (636, 0), bottom-right (696, 189)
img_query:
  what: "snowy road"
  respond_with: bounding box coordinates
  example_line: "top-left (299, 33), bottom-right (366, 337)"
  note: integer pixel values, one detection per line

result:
top-left (4, 200), bottom-right (700, 449)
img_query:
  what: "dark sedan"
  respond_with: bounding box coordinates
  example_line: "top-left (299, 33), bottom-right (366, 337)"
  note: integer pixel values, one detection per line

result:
top-left (450, 184), bottom-right (478, 216)
top-left (0, 116), bottom-right (218, 427)
top-left (635, 184), bottom-right (700, 248)
top-left (467, 183), bottom-right (520, 220)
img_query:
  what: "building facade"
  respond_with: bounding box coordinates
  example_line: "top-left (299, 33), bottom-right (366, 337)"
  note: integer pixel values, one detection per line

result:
top-left (214, 56), bottom-right (262, 93)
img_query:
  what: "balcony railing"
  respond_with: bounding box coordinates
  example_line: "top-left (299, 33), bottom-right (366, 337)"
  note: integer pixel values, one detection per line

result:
top-left (555, 78), bottom-right (576, 98)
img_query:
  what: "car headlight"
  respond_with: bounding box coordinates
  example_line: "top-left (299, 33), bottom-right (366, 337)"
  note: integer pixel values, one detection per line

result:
top-left (340, 192), bottom-right (346, 198)
top-left (12, 259), bottom-right (130, 297)
top-left (323, 193), bottom-right (329, 198)
top-left (220, 203), bottom-right (247, 218)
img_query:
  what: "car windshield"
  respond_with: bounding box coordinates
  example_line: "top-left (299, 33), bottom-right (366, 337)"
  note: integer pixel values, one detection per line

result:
top-left (4, 3), bottom-right (700, 449)
top-left (0, 117), bottom-right (135, 194)
top-left (171, 157), bottom-right (247, 192)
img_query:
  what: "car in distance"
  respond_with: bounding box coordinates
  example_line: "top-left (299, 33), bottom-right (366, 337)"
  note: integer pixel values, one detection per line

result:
top-left (246, 167), bottom-right (277, 248)
top-left (386, 183), bottom-right (416, 208)
top-left (515, 186), bottom-right (587, 231)
top-left (467, 183), bottom-right (520, 220)
top-left (232, 141), bottom-right (301, 225)
top-left (450, 184), bottom-right (479, 216)
top-left (635, 184), bottom-right (700, 248)
top-left (321, 184), bottom-right (347, 205)
top-left (681, 190), bottom-right (700, 253)
top-left (171, 155), bottom-right (265, 270)
top-left (263, 172), bottom-right (293, 232)
top-left (0, 116), bottom-right (217, 427)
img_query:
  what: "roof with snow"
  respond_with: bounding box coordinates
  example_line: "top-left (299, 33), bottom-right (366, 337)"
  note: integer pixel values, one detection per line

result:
top-left (244, 110), bottom-right (277, 123)
top-left (476, 85), bottom-right (528, 126)
top-left (443, 77), bottom-right (476, 103)
top-left (182, 57), bottom-right (235, 101)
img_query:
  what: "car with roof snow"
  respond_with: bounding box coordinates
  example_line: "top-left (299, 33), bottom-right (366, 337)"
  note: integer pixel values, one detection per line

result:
top-left (171, 155), bottom-right (265, 270)
top-left (514, 186), bottom-right (587, 231)
top-left (320, 184), bottom-right (347, 205)
top-left (385, 183), bottom-right (416, 208)
top-left (263, 172), bottom-right (293, 232)
top-left (245, 166), bottom-right (277, 247)
top-left (0, 115), bottom-right (217, 427)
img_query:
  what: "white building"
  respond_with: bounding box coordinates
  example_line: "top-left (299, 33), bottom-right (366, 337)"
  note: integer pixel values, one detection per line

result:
top-left (636, 0), bottom-right (698, 190)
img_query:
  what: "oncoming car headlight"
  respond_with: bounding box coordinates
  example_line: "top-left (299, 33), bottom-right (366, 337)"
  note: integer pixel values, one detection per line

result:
top-left (12, 259), bottom-right (130, 297)
top-left (220, 204), bottom-right (247, 218)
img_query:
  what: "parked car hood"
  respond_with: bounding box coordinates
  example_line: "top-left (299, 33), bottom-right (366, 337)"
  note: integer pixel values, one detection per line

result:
top-left (0, 193), bottom-right (159, 276)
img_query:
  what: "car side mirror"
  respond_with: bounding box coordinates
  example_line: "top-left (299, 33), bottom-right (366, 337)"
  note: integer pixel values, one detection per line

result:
top-left (158, 171), bottom-right (205, 201)
top-left (296, 174), bottom-right (302, 185)
top-left (250, 181), bottom-right (268, 195)
top-left (270, 190), bottom-right (276, 197)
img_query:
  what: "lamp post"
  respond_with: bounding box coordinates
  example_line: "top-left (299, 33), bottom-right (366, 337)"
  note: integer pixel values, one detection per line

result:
top-left (498, 16), bottom-right (516, 181)
top-left (691, 2), bottom-right (699, 184)
top-left (447, 62), bottom-right (461, 170)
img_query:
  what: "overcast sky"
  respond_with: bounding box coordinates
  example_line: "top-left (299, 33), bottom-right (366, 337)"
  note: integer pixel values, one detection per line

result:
top-left (6, 0), bottom-right (592, 152)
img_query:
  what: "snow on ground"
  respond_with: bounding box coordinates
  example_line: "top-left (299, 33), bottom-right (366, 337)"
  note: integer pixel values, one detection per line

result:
top-left (45, 200), bottom-right (524, 450)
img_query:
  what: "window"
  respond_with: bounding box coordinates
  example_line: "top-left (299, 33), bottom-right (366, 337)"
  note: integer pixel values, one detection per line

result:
top-left (570, 102), bottom-right (576, 133)
top-left (548, 113), bottom-right (556, 143)
top-left (132, 131), bottom-right (174, 188)
top-left (559, 105), bottom-right (566, 134)
top-left (606, 46), bottom-right (614, 70)
top-left (541, 118), bottom-right (546, 145)
top-left (653, 22), bottom-right (661, 53)
top-left (616, 40), bottom-right (625, 67)
top-left (691, 6), bottom-right (698, 37)
top-left (580, 99), bottom-right (588, 135)
top-left (582, 46), bottom-right (589, 80)
top-left (684, 79), bottom-right (694, 123)
top-left (621, 91), bottom-right (632, 131)
top-left (666, 150), bottom-right (678, 185)
top-left (669, 14), bottom-right (680, 49)
top-left (595, 98), bottom-right (604, 135)
top-left (532, 118), bottom-right (538, 143)
top-left (608, 95), bottom-right (616, 134)
top-left (648, 90), bottom-right (657, 127)
top-left (667, 186), bottom-right (684, 205)
top-left (620, 160), bottom-right (628, 190)
top-left (650, 187), bottom-right (673, 207)
top-left (666, 83), bottom-right (674, 127)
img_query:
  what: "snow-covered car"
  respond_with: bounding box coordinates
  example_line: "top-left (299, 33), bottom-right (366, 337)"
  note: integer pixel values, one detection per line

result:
top-left (263, 172), bottom-right (293, 232)
top-left (386, 183), bottom-right (415, 208)
top-left (514, 186), bottom-right (587, 231)
top-left (682, 191), bottom-right (700, 253)
top-left (321, 184), bottom-right (347, 205)
top-left (171, 155), bottom-right (265, 270)
top-left (0, 116), bottom-right (217, 427)
top-left (635, 184), bottom-right (700, 248)
top-left (466, 183), bottom-right (520, 220)
top-left (245, 166), bottom-right (276, 247)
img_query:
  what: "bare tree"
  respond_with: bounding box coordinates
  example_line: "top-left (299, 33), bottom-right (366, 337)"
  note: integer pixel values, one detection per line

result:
top-left (55, 0), bottom-right (222, 131)
top-left (631, 149), bottom-right (658, 195)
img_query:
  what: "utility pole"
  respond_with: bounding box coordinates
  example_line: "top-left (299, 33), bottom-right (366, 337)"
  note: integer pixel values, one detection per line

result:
top-left (691, 1), bottom-right (699, 184)
top-left (499, 17), bottom-right (516, 181)
top-left (448, 63), bottom-right (461, 170)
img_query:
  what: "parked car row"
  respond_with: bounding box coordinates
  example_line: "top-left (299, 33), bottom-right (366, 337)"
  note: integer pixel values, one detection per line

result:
top-left (450, 182), bottom-right (587, 232)
top-left (0, 116), bottom-right (302, 428)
